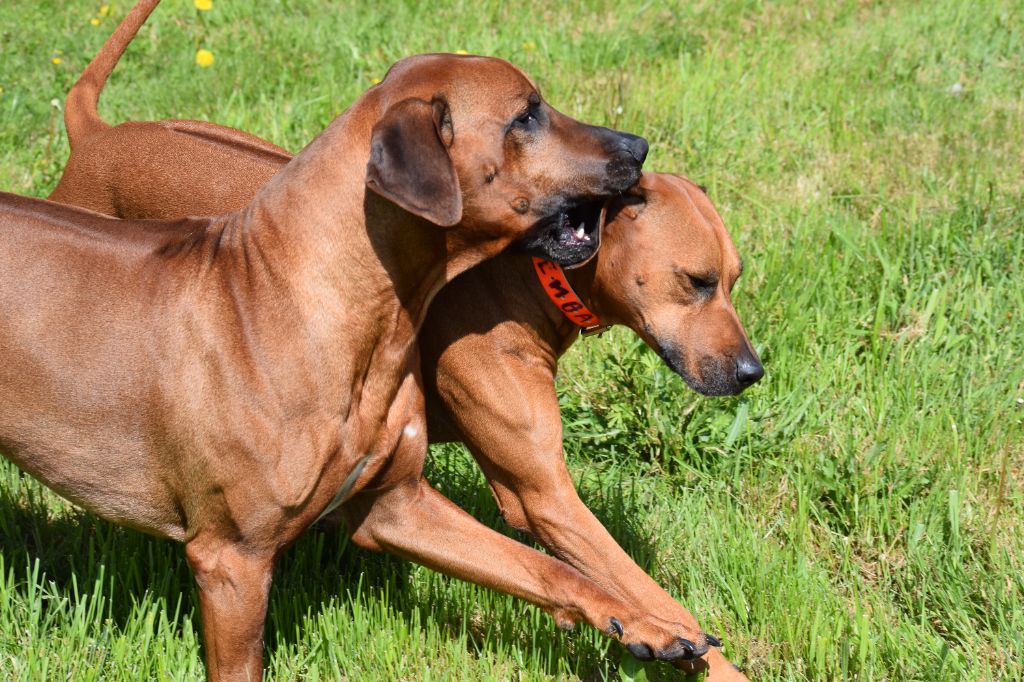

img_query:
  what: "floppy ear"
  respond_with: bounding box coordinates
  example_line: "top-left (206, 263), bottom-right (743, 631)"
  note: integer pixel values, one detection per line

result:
top-left (610, 172), bottom-right (657, 220)
top-left (366, 96), bottom-right (463, 227)
top-left (609, 189), bottom-right (648, 222)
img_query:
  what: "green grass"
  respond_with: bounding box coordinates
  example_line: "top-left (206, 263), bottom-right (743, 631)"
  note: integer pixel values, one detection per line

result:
top-left (1, 0), bottom-right (1023, 679)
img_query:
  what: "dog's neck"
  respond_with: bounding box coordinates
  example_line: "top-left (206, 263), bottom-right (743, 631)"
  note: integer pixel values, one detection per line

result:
top-left (232, 102), bottom-right (453, 343)
top-left (234, 98), bottom-right (516, 338)
top-left (510, 255), bottom-right (601, 362)
top-left (203, 96), bottom-right (509, 453)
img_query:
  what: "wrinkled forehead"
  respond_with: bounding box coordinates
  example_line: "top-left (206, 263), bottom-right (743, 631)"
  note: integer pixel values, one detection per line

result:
top-left (643, 174), bottom-right (742, 271)
top-left (380, 54), bottom-right (538, 123)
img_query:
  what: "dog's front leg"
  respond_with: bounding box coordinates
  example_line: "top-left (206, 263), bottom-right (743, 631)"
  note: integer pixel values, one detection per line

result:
top-left (185, 537), bottom-right (276, 682)
top-left (341, 469), bottom-right (709, 662)
top-left (436, 357), bottom-right (746, 679)
top-left (475, 448), bottom-right (747, 679)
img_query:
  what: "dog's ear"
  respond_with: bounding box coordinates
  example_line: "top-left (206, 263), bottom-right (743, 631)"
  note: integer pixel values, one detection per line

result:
top-left (366, 96), bottom-right (463, 227)
top-left (608, 186), bottom-right (648, 222)
top-left (610, 172), bottom-right (659, 221)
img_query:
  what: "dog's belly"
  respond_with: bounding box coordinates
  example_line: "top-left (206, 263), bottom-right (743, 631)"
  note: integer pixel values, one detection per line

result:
top-left (0, 436), bottom-right (186, 539)
top-left (0, 329), bottom-right (185, 538)
top-left (0, 212), bottom-right (185, 538)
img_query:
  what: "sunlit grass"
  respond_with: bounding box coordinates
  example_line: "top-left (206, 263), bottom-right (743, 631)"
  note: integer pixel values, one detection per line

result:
top-left (0, 0), bottom-right (1022, 679)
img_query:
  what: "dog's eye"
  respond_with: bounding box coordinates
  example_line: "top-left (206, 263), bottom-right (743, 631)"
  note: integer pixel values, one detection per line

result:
top-left (512, 110), bottom-right (538, 129)
top-left (688, 274), bottom-right (718, 291)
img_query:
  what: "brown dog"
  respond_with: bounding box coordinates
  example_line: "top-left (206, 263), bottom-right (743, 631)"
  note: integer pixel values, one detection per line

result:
top-left (423, 172), bottom-right (759, 682)
top-left (44, 3), bottom-right (759, 679)
top-left (0, 39), bottom-right (692, 682)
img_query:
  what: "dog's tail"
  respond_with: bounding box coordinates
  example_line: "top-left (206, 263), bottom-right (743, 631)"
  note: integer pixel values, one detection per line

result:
top-left (64, 0), bottom-right (162, 149)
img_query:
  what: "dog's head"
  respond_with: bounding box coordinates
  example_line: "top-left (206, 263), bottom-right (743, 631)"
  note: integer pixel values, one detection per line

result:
top-left (365, 54), bottom-right (647, 267)
top-left (591, 173), bottom-right (763, 396)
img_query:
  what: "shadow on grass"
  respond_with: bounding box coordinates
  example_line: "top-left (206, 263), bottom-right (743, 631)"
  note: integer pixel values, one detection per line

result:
top-left (0, 453), bottom-right (683, 680)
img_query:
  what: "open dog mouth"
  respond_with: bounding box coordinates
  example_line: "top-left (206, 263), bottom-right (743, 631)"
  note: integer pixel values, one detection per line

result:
top-left (517, 199), bottom-right (606, 268)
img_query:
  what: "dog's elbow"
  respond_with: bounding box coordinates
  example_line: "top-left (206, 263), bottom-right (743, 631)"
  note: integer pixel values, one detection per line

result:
top-left (487, 481), bottom-right (532, 533)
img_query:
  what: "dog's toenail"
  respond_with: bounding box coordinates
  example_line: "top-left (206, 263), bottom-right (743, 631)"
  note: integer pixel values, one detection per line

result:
top-left (609, 617), bottom-right (623, 637)
top-left (673, 637), bottom-right (707, 660)
top-left (706, 633), bottom-right (722, 647)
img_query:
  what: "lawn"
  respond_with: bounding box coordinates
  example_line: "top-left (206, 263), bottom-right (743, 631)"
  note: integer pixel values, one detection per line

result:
top-left (1, 0), bottom-right (1022, 679)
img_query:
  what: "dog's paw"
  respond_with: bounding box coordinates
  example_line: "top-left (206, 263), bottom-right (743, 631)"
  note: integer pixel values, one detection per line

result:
top-left (604, 613), bottom-right (711, 662)
top-left (675, 643), bottom-right (750, 681)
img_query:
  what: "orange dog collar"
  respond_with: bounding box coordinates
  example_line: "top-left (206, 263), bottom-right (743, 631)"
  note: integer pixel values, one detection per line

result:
top-left (532, 257), bottom-right (610, 336)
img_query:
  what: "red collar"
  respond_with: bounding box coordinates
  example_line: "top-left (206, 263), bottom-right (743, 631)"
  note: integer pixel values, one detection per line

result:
top-left (531, 257), bottom-right (610, 337)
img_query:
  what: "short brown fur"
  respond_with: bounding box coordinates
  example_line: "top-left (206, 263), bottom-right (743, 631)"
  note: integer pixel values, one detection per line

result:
top-left (37, 3), bottom-right (760, 679)
top-left (2, 39), bottom-right (688, 682)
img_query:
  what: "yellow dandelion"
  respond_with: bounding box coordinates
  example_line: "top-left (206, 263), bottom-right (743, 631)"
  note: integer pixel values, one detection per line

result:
top-left (195, 48), bottom-right (214, 68)
top-left (194, 0), bottom-right (213, 10)
top-left (51, 57), bottom-right (62, 65)
top-left (454, 49), bottom-right (469, 55)
top-left (99, 5), bottom-right (110, 16)
top-left (371, 76), bottom-right (381, 85)
top-left (90, 17), bottom-right (101, 26)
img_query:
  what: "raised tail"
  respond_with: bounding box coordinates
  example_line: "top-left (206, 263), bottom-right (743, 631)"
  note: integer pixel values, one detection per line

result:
top-left (64, 0), bottom-right (162, 149)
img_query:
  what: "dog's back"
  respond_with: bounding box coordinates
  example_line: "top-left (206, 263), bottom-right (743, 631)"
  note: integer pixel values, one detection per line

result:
top-left (51, 119), bottom-right (289, 218)
top-left (49, 0), bottom-right (289, 218)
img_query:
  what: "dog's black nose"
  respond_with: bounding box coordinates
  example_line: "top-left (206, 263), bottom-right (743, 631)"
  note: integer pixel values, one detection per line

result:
top-left (735, 351), bottom-right (764, 388)
top-left (621, 133), bottom-right (649, 164)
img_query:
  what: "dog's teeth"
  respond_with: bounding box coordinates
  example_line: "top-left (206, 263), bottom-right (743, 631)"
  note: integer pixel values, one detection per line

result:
top-left (574, 225), bottom-right (585, 240)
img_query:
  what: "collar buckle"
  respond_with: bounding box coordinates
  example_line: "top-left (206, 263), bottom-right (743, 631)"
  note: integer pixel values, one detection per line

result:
top-left (531, 257), bottom-right (606, 337)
